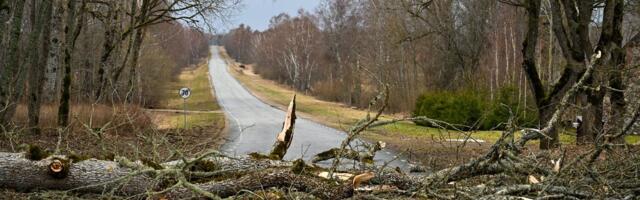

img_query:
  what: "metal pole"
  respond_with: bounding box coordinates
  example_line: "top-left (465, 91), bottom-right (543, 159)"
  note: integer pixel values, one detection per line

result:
top-left (183, 98), bottom-right (187, 129)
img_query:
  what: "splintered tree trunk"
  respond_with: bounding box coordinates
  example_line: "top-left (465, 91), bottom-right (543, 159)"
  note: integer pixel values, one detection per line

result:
top-left (0, 0), bottom-right (26, 125)
top-left (27, 0), bottom-right (54, 134)
top-left (269, 95), bottom-right (296, 160)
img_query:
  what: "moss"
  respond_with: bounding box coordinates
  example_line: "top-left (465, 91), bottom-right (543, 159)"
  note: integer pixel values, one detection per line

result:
top-left (24, 145), bottom-right (50, 160)
top-left (248, 152), bottom-right (271, 160)
top-left (190, 160), bottom-right (218, 172)
top-left (67, 151), bottom-right (89, 162)
top-left (141, 158), bottom-right (164, 170)
top-left (101, 153), bottom-right (115, 161)
top-left (291, 159), bottom-right (306, 174)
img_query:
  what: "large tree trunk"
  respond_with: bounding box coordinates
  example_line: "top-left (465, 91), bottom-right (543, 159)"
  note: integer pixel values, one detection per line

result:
top-left (538, 106), bottom-right (558, 149)
top-left (126, 28), bottom-right (145, 103)
top-left (43, 0), bottom-right (65, 103)
top-left (601, 0), bottom-right (626, 142)
top-left (27, 0), bottom-right (54, 134)
top-left (58, 0), bottom-right (86, 127)
top-left (576, 93), bottom-right (602, 145)
top-left (0, 152), bottom-right (156, 194)
top-left (0, 0), bottom-right (26, 126)
top-left (125, 0), bottom-right (149, 103)
top-left (58, 0), bottom-right (82, 127)
top-left (0, 152), bottom-right (354, 199)
top-left (94, 2), bottom-right (118, 102)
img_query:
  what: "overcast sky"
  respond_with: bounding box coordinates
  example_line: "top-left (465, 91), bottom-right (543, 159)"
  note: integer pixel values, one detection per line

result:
top-left (222, 0), bottom-right (321, 32)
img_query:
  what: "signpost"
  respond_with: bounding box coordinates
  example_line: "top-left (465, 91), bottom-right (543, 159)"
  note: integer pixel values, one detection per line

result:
top-left (179, 87), bottom-right (191, 128)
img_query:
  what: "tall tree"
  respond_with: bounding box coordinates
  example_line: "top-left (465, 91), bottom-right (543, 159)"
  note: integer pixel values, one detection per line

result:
top-left (0, 0), bottom-right (27, 126)
top-left (43, 0), bottom-right (66, 102)
top-left (58, 0), bottom-right (85, 127)
top-left (27, 0), bottom-right (54, 134)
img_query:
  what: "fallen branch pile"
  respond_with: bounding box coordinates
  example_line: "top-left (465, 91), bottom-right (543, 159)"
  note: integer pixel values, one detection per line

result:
top-left (0, 54), bottom-right (639, 199)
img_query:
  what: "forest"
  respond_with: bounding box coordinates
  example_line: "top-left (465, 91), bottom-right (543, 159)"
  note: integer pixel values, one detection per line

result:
top-left (222, 0), bottom-right (640, 149)
top-left (0, 0), bottom-right (640, 199)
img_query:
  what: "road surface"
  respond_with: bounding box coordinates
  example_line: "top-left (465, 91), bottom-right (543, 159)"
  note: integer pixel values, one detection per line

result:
top-left (207, 46), bottom-right (407, 169)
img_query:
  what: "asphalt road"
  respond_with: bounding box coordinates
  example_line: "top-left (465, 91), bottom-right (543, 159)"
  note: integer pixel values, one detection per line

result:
top-left (208, 46), bottom-right (408, 169)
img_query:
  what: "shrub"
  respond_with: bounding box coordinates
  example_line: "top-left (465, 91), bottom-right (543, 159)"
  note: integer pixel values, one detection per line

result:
top-left (413, 86), bottom-right (538, 130)
top-left (413, 90), bottom-right (484, 130)
top-left (481, 86), bottom-right (538, 130)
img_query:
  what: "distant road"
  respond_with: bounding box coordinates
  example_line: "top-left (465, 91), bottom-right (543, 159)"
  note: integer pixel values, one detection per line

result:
top-left (208, 46), bottom-right (408, 169)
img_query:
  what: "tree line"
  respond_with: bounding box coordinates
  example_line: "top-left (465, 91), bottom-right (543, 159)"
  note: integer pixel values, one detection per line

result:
top-left (0, 0), bottom-right (238, 134)
top-left (222, 0), bottom-right (640, 149)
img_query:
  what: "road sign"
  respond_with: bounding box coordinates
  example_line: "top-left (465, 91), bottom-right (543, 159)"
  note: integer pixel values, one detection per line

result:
top-left (179, 87), bottom-right (191, 129)
top-left (179, 87), bottom-right (191, 99)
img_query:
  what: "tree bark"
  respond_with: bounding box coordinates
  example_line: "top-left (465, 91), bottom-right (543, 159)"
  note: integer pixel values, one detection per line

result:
top-left (27, 0), bottom-right (54, 134)
top-left (125, 0), bottom-right (150, 103)
top-left (94, 2), bottom-right (119, 101)
top-left (0, 0), bottom-right (9, 49)
top-left (0, 0), bottom-right (26, 126)
top-left (0, 152), bottom-right (353, 199)
top-left (0, 152), bottom-right (156, 194)
top-left (58, 0), bottom-right (84, 127)
top-left (126, 27), bottom-right (145, 103)
top-left (43, 0), bottom-right (65, 102)
top-left (600, 0), bottom-right (626, 142)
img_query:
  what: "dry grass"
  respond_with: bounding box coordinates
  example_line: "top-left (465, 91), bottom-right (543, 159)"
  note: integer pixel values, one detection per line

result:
top-left (10, 103), bottom-right (150, 133)
top-left (159, 61), bottom-right (220, 111)
top-left (217, 46), bottom-right (640, 169)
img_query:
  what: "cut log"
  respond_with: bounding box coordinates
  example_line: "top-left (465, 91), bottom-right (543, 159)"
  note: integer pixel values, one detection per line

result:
top-left (0, 152), bottom-right (357, 198)
top-left (0, 152), bottom-right (155, 194)
top-left (269, 94), bottom-right (297, 160)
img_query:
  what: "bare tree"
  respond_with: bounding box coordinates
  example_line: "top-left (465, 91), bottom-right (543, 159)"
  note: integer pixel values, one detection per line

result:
top-left (0, 0), bottom-right (27, 126)
top-left (26, 0), bottom-right (54, 134)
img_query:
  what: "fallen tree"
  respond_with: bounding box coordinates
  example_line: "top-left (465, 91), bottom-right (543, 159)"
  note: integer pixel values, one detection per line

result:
top-left (1, 54), bottom-right (640, 199)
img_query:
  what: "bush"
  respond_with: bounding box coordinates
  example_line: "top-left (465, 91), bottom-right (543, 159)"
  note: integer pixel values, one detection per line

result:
top-left (413, 86), bottom-right (538, 130)
top-left (481, 86), bottom-right (538, 130)
top-left (413, 90), bottom-right (484, 130)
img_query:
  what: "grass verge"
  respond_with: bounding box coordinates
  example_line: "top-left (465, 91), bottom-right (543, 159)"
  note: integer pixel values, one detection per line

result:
top-left (216, 46), bottom-right (640, 166)
top-left (153, 59), bottom-right (225, 130)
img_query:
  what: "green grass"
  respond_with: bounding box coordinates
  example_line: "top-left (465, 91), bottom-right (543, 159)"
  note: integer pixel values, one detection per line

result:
top-left (162, 64), bottom-right (220, 111)
top-left (157, 60), bottom-right (224, 129)
top-left (626, 135), bottom-right (640, 144)
top-left (165, 113), bottom-right (225, 129)
top-left (218, 47), bottom-right (638, 145)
